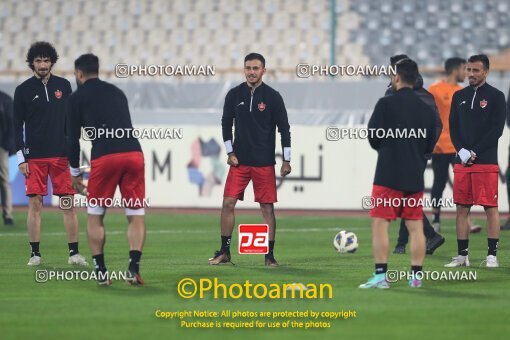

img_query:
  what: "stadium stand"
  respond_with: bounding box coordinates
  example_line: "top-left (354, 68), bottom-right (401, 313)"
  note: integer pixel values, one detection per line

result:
top-left (0, 0), bottom-right (509, 80)
top-left (350, 0), bottom-right (510, 69)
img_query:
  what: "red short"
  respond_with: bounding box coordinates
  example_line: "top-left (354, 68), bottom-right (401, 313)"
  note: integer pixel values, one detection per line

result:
top-left (26, 157), bottom-right (75, 196)
top-left (453, 164), bottom-right (499, 207)
top-left (224, 165), bottom-right (277, 203)
top-left (369, 185), bottom-right (423, 220)
top-left (87, 151), bottom-right (145, 208)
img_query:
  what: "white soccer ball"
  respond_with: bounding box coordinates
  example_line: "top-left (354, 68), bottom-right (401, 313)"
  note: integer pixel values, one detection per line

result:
top-left (333, 230), bottom-right (358, 253)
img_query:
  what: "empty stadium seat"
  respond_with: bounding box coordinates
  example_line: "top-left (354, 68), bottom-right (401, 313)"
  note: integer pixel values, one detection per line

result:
top-left (0, 0), bottom-right (509, 81)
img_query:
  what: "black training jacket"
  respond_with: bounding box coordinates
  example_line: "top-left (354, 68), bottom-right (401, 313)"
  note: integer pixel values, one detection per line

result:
top-left (369, 87), bottom-right (437, 192)
top-left (449, 82), bottom-right (506, 165)
top-left (13, 75), bottom-right (72, 162)
top-left (66, 78), bottom-right (142, 168)
top-left (222, 82), bottom-right (291, 166)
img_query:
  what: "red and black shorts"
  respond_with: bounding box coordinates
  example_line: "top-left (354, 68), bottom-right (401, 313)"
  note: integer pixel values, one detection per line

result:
top-left (25, 157), bottom-right (75, 196)
top-left (224, 165), bottom-right (277, 203)
top-left (369, 185), bottom-right (423, 220)
top-left (453, 164), bottom-right (499, 207)
top-left (87, 151), bottom-right (145, 213)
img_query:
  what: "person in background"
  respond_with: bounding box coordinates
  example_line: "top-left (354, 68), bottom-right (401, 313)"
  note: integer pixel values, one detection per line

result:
top-left (0, 89), bottom-right (15, 226)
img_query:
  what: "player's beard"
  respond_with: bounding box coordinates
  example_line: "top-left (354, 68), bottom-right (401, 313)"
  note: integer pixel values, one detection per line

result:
top-left (468, 77), bottom-right (481, 87)
top-left (35, 67), bottom-right (51, 79)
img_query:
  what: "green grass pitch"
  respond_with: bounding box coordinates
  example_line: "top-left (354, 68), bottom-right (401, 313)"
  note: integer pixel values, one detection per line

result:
top-left (1, 210), bottom-right (509, 340)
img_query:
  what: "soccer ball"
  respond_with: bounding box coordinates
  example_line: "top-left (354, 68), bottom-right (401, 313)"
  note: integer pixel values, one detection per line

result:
top-left (333, 230), bottom-right (358, 253)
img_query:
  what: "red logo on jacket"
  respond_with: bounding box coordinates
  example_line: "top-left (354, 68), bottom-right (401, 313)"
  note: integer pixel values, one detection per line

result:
top-left (55, 90), bottom-right (62, 99)
top-left (480, 99), bottom-right (487, 108)
top-left (258, 102), bottom-right (266, 111)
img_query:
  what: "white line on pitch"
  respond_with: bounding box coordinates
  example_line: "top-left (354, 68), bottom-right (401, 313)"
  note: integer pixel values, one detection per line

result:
top-left (0, 227), bottom-right (361, 238)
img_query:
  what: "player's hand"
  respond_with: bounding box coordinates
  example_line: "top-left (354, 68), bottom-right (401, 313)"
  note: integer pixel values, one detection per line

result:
top-left (281, 161), bottom-right (291, 177)
top-left (227, 153), bottom-right (239, 167)
top-left (18, 162), bottom-right (29, 177)
top-left (464, 150), bottom-right (477, 166)
top-left (71, 174), bottom-right (87, 195)
top-left (470, 150), bottom-right (477, 162)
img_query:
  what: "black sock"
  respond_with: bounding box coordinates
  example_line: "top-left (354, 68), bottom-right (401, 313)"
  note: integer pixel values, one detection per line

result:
top-left (375, 263), bottom-right (387, 275)
top-left (68, 242), bottom-right (79, 256)
top-left (29, 242), bottom-right (41, 257)
top-left (266, 240), bottom-right (275, 257)
top-left (129, 250), bottom-right (142, 273)
top-left (92, 254), bottom-right (107, 273)
top-left (457, 239), bottom-right (469, 256)
top-left (488, 238), bottom-right (499, 256)
top-left (433, 211), bottom-right (440, 224)
top-left (221, 235), bottom-right (231, 252)
top-left (411, 265), bottom-right (423, 274)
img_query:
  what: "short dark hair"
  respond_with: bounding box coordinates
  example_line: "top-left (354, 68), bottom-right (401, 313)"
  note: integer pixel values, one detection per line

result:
top-left (244, 53), bottom-right (265, 67)
top-left (395, 58), bottom-right (419, 85)
top-left (468, 54), bottom-right (490, 70)
top-left (444, 57), bottom-right (466, 75)
top-left (74, 54), bottom-right (99, 75)
top-left (390, 54), bottom-right (409, 66)
top-left (26, 41), bottom-right (59, 70)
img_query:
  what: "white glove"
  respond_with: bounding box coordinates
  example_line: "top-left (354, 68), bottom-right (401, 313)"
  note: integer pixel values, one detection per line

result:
top-left (458, 148), bottom-right (471, 163)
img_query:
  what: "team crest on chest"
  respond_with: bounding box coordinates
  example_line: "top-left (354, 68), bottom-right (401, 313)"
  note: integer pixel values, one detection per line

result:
top-left (258, 102), bottom-right (266, 111)
top-left (480, 99), bottom-right (487, 108)
top-left (55, 90), bottom-right (62, 99)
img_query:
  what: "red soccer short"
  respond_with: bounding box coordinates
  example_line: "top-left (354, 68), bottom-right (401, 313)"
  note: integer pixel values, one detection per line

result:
top-left (453, 164), bottom-right (499, 207)
top-left (87, 151), bottom-right (145, 209)
top-left (224, 165), bottom-right (277, 203)
top-left (369, 185), bottom-right (423, 220)
top-left (26, 157), bottom-right (75, 196)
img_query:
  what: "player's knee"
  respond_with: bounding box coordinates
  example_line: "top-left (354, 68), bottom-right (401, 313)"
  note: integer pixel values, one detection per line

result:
top-left (87, 214), bottom-right (104, 225)
top-left (61, 206), bottom-right (76, 216)
top-left (259, 203), bottom-right (274, 215)
top-left (407, 225), bottom-right (423, 235)
top-left (483, 206), bottom-right (498, 215)
top-left (127, 214), bottom-right (145, 226)
top-left (29, 195), bottom-right (43, 211)
top-left (222, 198), bottom-right (237, 211)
